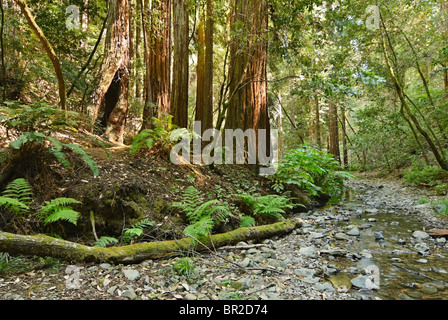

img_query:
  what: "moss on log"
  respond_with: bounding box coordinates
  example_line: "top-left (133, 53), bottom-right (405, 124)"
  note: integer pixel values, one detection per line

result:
top-left (0, 218), bottom-right (302, 264)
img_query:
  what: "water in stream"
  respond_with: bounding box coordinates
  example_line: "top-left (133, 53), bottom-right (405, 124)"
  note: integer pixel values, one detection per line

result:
top-left (321, 183), bottom-right (448, 300)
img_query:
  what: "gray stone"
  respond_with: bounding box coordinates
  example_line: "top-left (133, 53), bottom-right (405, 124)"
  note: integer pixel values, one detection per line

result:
top-left (374, 232), bottom-right (384, 241)
top-left (184, 293), bottom-right (197, 300)
top-left (351, 275), bottom-right (379, 290)
top-left (122, 288), bottom-right (137, 300)
top-left (335, 232), bottom-right (351, 241)
top-left (298, 246), bottom-right (318, 257)
top-left (294, 268), bottom-right (316, 278)
top-left (412, 231), bottom-right (430, 240)
top-left (347, 226), bottom-right (360, 236)
top-left (414, 242), bottom-right (430, 255)
top-left (123, 269), bottom-right (141, 281)
top-left (314, 282), bottom-right (336, 293)
top-left (99, 263), bottom-right (112, 270)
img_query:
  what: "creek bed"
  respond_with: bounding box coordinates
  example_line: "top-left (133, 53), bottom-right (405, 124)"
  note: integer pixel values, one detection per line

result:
top-left (321, 181), bottom-right (448, 300)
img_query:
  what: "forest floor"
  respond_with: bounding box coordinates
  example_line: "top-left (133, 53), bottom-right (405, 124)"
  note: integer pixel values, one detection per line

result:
top-left (1, 133), bottom-right (448, 300)
top-left (1, 168), bottom-right (448, 300)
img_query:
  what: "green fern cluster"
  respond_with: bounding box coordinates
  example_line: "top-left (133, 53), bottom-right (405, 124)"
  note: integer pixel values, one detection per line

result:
top-left (0, 178), bottom-right (82, 226)
top-left (240, 194), bottom-right (297, 222)
top-left (9, 132), bottom-right (99, 177)
top-left (0, 178), bottom-right (32, 216)
top-left (94, 218), bottom-right (155, 247)
top-left (173, 186), bottom-right (233, 242)
top-left (38, 198), bottom-right (82, 225)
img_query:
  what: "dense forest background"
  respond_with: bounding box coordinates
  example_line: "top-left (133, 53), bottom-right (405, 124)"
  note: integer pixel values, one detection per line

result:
top-left (0, 0), bottom-right (448, 245)
top-left (2, 0), bottom-right (448, 180)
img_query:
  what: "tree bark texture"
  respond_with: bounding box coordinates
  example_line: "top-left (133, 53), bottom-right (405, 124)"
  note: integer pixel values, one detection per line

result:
top-left (90, 0), bottom-right (130, 144)
top-left (225, 0), bottom-right (270, 159)
top-left (328, 101), bottom-right (340, 164)
top-left (171, 0), bottom-right (189, 128)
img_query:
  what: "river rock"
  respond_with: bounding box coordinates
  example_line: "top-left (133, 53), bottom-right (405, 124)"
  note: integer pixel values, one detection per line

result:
top-left (414, 242), bottom-right (430, 255)
top-left (299, 246), bottom-right (318, 257)
top-left (122, 269), bottom-right (141, 281)
top-left (351, 275), bottom-right (379, 290)
top-left (347, 226), bottom-right (360, 236)
top-left (412, 231), bottom-right (430, 240)
top-left (374, 232), bottom-right (384, 241)
top-left (335, 232), bottom-right (351, 241)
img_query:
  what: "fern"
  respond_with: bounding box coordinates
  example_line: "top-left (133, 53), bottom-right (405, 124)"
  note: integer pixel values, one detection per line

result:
top-left (174, 186), bottom-right (234, 242)
top-left (43, 209), bottom-right (80, 225)
top-left (121, 218), bottom-right (155, 243)
top-left (184, 215), bottom-right (214, 241)
top-left (240, 194), bottom-right (296, 221)
top-left (2, 178), bottom-right (33, 205)
top-left (94, 236), bottom-right (119, 247)
top-left (9, 132), bottom-right (99, 177)
top-left (240, 215), bottom-right (256, 228)
top-left (64, 143), bottom-right (99, 177)
top-left (0, 196), bottom-right (30, 215)
top-left (39, 197), bottom-right (81, 225)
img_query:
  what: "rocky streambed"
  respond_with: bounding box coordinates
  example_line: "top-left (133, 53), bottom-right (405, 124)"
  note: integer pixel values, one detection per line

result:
top-left (1, 178), bottom-right (447, 300)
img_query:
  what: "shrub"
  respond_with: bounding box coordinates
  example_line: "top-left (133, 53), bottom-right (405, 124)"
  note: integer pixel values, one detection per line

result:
top-left (403, 165), bottom-right (448, 186)
top-left (273, 146), bottom-right (354, 197)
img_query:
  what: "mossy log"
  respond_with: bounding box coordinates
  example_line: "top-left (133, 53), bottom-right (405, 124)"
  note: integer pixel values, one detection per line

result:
top-left (0, 218), bottom-right (302, 264)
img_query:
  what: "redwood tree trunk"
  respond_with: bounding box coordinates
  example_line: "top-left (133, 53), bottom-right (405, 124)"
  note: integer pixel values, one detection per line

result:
top-left (171, 0), bottom-right (189, 128)
top-left (90, 0), bottom-right (130, 144)
top-left (225, 0), bottom-right (270, 160)
top-left (328, 101), bottom-right (340, 164)
top-left (142, 0), bottom-right (171, 130)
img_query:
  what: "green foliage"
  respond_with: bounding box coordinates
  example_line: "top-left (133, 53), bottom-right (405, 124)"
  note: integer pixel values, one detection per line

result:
top-left (274, 146), bottom-right (354, 197)
top-left (403, 165), bottom-right (448, 187)
top-left (9, 131), bottom-right (98, 177)
top-left (131, 115), bottom-right (177, 154)
top-left (0, 101), bottom-right (79, 134)
top-left (172, 257), bottom-right (195, 277)
top-left (239, 215), bottom-right (256, 228)
top-left (121, 218), bottom-right (155, 243)
top-left (173, 186), bottom-right (233, 242)
top-left (0, 178), bottom-right (32, 216)
top-left (433, 199), bottom-right (448, 216)
top-left (1, 178), bottom-right (33, 205)
top-left (38, 197), bottom-right (82, 225)
top-left (240, 194), bottom-right (296, 222)
top-left (94, 236), bottom-right (119, 248)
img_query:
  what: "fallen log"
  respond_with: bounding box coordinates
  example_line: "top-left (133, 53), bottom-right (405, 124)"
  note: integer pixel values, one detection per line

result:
top-left (0, 218), bottom-right (302, 264)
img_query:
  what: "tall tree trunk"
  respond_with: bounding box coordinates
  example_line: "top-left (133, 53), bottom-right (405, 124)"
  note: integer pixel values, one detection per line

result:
top-left (314, 94), bottom-right (321, 149)
top-left (0, 0), bottom-right (6, 102)
top-left (135, 0), bottom-right (142, 101)
top-left (195, 19), bottom-right (206, 129)
top-left (225, 0), bottom-right (270, 160)
top-left (203, 0), bottom-right (214, 132)
top-left (14, 0), bottom-right (66, 111)
top-left (328, 101), bottom-right (340, 164)
top-left (171, 0), bottom-right (189, 128)
top-left (140, 0), bottom-right (153, 129)
top-left (340, 106), bottom-right (348, 168)
top-left (90, 0), bottom-right (130, 144)
top-left (147, 0), bottom-right (171, 123)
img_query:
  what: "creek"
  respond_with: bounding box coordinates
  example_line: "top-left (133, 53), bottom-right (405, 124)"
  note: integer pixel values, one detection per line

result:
top-left (318, 180), bottom-right (448, 300)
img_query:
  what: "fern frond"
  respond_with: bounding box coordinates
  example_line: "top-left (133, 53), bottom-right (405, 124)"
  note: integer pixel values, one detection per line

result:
top-left (94, 236), bottom-right (119, 247)
top-left (44, 209), bottom-right (80, 225)
top-left (2, 178), bottom-right (33, 205)
top-left (0, 196), bottom-right (30, 214)
top-left (64, 143), bottom-right (99, 177)
top-left (40, 198), bottom-right (82, 214)
top-left (184, 215), bottom-right (214, 241)
top-left (240, 215), bottom-right (255, 228)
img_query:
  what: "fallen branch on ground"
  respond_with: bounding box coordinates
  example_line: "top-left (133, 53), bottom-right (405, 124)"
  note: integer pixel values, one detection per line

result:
top-left (0, 218), bottom-right (302, 264)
